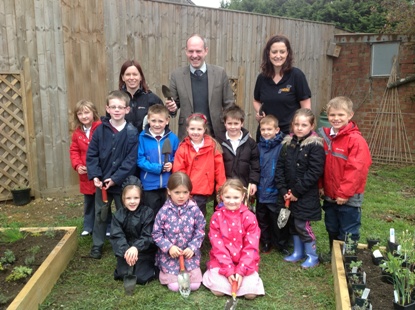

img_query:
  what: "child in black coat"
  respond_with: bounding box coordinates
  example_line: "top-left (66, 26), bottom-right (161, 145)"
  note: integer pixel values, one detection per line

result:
top-left (275, 108), bottom-right (325, 268)
top-left (110, 176), bottom-right (157, 284)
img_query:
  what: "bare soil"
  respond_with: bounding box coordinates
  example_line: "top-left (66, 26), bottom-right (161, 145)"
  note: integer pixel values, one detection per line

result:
top-left (0, 195), bottom-right (84, 227)
top-left (0, 231), bottom-right (65, 309)
top-left (356, 248), bottom-right (394, 309)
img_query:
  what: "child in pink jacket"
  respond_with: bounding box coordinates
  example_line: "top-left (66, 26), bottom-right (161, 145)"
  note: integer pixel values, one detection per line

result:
top-left (203, 179), bottom-right (265, 300)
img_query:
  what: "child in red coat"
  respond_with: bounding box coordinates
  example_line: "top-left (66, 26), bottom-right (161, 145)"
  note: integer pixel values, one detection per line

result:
top-left (69, 99), bottom-right (101, 236)
top-left (172, 113), bottom-right (226, 216)
top-left (203, 179), bottom-right (265, 300)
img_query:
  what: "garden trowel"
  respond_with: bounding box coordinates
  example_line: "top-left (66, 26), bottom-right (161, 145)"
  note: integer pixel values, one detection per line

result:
top-left (100, 187), bottom-right (110, 222)
top-left (123, 265), bottom-right (137, 295)
top-left (162, 85), bottom-right (174, 101)
top-left (224, 280), bottom-right (238, 310)
top-left (161, 138), bottom-right (172, 165)
top-left (277, 190), bottom-right (291, 229)
top-left (177, 255), bottom-right (190, 298)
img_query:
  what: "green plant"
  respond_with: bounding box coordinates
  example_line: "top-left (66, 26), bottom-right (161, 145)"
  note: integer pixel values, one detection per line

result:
top-left (0, 250), bottom-right (16, 264)
top-left (349, 274), bottom-right (362, 284)
top-left (0, 292), bottom-right (11, 305)
top-left (0, 226), bottom-right (24, 243)
top-left (381, 230), bottom-right (415, 306)
top-left (344, 233), bottom-right (357, 255)
top-left (44, 228), bottom-right (56, 238)
top-left (352, 299), bottom-right (369, 310)
top-left (349, 260), bottom-right (363, 270)
top-left (0, 262), bottom-right (3, 271)
top-left (24, 255), bottom-right (35, 266)
top-left (28, 245), bottom-right (41, 255)
top-left (5, 266), bottom-right (33, 282)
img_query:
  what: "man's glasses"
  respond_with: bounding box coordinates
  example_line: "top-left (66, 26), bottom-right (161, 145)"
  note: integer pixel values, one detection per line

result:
top-left (108, 106), bottom-right (127, 110)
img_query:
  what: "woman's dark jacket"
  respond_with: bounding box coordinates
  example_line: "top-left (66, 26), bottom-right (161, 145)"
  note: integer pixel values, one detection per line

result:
top-left (275, 133), bottom-right (325, 221)
top-left (216, 128), bottom-right (260, 187)
top-left (123, 87), bottom-right (163, 134)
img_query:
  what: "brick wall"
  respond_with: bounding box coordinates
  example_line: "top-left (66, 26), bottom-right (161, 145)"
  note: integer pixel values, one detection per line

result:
top-left (332, 34), bottom-right (415, 162)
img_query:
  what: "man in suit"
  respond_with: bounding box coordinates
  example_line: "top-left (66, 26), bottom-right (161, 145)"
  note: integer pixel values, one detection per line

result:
top-left (165, 34), bottom-right (235, 140)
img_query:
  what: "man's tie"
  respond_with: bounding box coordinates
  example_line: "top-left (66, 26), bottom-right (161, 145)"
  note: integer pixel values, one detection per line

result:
top-left (194, 69), bottom-right (203, 77)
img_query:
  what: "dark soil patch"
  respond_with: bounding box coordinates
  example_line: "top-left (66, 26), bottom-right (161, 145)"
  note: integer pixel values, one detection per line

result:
top-left (0, 230), bottom-right (65, 309)
top-left (356, 248), bottom-right (393, 310)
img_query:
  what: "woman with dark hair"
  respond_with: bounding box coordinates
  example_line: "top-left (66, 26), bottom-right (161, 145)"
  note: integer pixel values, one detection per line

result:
top-left (119, 60), bottom-right (168, 134)
top-left (253, 35), bottom-right (311, 136)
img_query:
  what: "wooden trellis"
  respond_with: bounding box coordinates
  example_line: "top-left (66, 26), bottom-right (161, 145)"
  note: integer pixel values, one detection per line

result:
top-left (367, 58), bottom-right (413, 165)
top-left (0, 58), bottom-right (37, 201)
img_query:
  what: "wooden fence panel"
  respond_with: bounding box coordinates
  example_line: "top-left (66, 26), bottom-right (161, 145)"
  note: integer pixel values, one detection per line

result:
top-left (0, 0), bottom-right (335, 196)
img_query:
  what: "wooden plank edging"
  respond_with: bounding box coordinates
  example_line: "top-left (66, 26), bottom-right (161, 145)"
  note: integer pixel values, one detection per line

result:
top-left (332, 240), bottom-right (351, 310)
top-left (2, 227), bottom-right (78, 310)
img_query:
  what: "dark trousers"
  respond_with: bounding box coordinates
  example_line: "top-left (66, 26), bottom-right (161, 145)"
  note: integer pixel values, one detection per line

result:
top-left (143, 188), bottom-right (167, 218)
top-left (289, 217), bottom-right (315, 243)
top-left (92, 189), bottom-right (122, 249)
top-left (114, 256), bottom-right (157, 285)
top-left (323, 200), bottom-right (361, 242)
top-left (192, 195), bottom-right (209, 217)
top-left (83, 194), bottom-right (95, 233)
top-left (256, 202), bottom-right (289, 249)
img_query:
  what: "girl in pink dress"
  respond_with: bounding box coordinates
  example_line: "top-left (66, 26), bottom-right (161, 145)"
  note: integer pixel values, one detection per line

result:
top-left (203, 179), bottom-right (265, 300)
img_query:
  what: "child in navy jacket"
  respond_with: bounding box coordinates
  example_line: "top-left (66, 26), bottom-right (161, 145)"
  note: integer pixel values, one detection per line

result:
top-left (87, 90), bottom-right (138, 259)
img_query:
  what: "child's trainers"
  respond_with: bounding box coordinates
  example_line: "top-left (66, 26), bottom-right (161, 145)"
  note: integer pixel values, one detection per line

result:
top-left (80, 231), bottom-right (91, 237)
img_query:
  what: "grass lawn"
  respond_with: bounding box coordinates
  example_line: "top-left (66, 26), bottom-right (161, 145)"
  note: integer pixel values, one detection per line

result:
top-left (5, 164), bottom-right (415, 309)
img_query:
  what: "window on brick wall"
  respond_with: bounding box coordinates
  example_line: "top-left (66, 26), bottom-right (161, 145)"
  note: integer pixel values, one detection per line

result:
top-left (371, 42), bottom-right (400, 77)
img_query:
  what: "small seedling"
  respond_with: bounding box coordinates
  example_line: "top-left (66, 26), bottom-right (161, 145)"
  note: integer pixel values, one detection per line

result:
top-left (30, 231), bottom-right (42, 237)
top-left (28, 245), bottom-right (41, 255)
top-left (349, 274), bottom-right (362, 284)
top-left (0, 250), bottom-right (16, 264)
top-left (344, 233), bottom-right (357, 255)
top-left (0, 262), bottom-right (3, 271)
top-left (6, 266), bottom-right (33, 282)
top-left (44, 228), bottom-right (56, 238)
top-left (0, 292), bottom-right (11, 305)
top-left (349, 260), bottom-right (363, 269)
top-left (24, 255), bottom-right (35, 266)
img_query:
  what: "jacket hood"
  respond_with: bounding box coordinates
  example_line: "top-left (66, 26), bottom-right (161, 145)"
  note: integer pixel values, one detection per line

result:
top-left (215, 203), bottom-right (249, 213)
top-left (282, 131), bottom-right (323, 148)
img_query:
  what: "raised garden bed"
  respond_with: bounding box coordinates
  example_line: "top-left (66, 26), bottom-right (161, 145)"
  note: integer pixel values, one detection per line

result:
top-left (0, 227), bottom-right (77, 310)
top-left (332, 240), bottom-right (402, 310)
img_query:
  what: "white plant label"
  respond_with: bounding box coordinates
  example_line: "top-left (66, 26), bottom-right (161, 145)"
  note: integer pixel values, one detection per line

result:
top-left (390, 228), bottom-right (395, 243)
top-left (363, 271), bottom-right (366, 284)
top-left (373, 249), bottom-right (383, 258)
top-left (362, 288), bottom-right (370, 299)
top-left (394, 290), bottom-right (399, 303)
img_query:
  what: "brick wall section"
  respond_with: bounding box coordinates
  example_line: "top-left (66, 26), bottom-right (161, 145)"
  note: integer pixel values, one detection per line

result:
top-left (332, 35), bottom-right (415, 159)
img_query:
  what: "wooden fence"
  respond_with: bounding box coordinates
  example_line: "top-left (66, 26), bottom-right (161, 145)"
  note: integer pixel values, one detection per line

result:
top-left (0, 0), bottom-right (335, 196)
